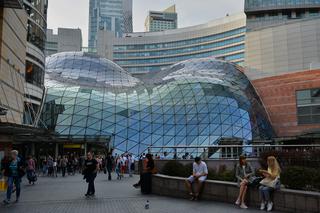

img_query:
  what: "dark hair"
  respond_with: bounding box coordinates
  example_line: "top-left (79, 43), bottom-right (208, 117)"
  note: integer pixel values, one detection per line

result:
top-left (239, 155), bottom-right (246, 166)
top-left (146, 153), bottom-right (152, 160)
top-left (195, 157), bottom-right (201, 162)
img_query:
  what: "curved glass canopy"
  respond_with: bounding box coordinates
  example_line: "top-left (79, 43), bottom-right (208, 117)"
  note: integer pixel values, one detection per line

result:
top-left (41, 52), bottom-right (274, 156)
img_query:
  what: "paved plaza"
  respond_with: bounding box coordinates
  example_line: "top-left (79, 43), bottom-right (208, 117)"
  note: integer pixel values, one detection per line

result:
top-left (0, 174), bottom-right (282, 213)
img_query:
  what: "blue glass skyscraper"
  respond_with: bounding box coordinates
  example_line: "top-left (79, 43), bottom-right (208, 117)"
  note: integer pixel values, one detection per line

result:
top-left (88, 0), bottom-right (132, 52)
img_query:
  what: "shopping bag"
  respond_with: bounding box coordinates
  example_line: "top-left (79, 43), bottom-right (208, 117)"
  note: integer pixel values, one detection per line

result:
top-left (0, 178), bottom-right (7, 192)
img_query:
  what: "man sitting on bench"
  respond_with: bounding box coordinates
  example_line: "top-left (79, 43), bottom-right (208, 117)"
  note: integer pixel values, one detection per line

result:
top-left (185, 157), bottom-right (208, 201)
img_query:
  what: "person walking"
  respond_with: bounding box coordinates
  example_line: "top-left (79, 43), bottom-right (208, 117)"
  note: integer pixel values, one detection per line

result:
top-left (128, 154), bottom-right (135, 177)
top-left (47, 156), bottom-right (54, 177)
top-left (141, 154), bottom-right (155, 194)
top-left (53, 158), bottom-right (58, 177)
top-left (42, 157), bottom-right (47, 177)
top-left (67, 156), bottom-right (73, 176)
top-left (115, 156), bottom-right (122, 180)
top-left (60, 156), bottom-right (67, 177)
top-left (120, 154), bottom-right (126, 178)
top-left (26, 155), bottom-right (36, 185)
top-left (83, 152), bottom-right (99, 197)
top-left (106, 153), bottom-right (113, 181)
top-left (56, 156), bottom-right (61, 174)
top-left (3, 150), bottom-right (25, 204)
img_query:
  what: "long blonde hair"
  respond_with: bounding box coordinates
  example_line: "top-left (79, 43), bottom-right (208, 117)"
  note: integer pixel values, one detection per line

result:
top-left (267, 156), bottom-right (281, 174)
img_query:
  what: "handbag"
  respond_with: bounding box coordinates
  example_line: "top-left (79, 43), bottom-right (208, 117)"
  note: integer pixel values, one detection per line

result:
top-left (248, 176), bottom-right (263, 187)
top-left (0, 178), bottom-right (7, 192)
top-left (260, 177), bottom-right (280, 189)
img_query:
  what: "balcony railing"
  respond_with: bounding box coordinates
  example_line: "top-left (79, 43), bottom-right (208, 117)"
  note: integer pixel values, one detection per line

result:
top-left (245, 0), bottom-right (320, 13)
top-left (0, 0), bottom-right (23, 9)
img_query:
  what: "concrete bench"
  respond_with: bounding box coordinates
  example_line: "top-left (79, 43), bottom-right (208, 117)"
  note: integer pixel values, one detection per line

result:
top-left (152, 174), bottom-right (320, 213)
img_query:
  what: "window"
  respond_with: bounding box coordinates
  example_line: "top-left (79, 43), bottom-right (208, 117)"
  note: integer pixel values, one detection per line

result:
top-left (296, 88), bottom-right (320, 124)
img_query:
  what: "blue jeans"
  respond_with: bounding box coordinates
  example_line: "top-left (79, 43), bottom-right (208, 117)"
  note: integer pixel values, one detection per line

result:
top-left (259, 186), bottom-right (273, 202)
top-left (6, 176), bottom-right (21, 201)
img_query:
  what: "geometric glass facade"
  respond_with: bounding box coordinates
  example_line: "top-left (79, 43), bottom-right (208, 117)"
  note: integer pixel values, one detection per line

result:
top-left (41, 52), bottom-right (273, 156)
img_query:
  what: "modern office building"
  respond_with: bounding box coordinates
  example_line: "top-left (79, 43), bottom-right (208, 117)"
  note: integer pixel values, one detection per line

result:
top-left (88, 0), bottom-right (133, 52)
top-left (97, 13), bottom-right (246, 75)
top-left (0, 0), bottom-right (47, 126)
top-left (0, 1), bottom-right (27, 125)
top-left (0, 0), bottom-right (48, 157)
top-left (46, 28), bottom-right (82, 56)
top-left (244, 0), bottom-right (320, 137)
top-left (145, 5), bottom-right (178, 32)
top-left (23, 0), bottom-right (48, 125)
top-left (40, 52), bottom-right (273, 156)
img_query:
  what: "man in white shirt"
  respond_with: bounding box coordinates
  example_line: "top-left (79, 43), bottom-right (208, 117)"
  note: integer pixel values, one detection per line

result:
top-left (185, 157), bottom-right (208, 201)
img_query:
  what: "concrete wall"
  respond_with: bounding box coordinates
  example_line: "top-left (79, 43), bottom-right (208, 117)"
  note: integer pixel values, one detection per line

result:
top-left (245, 18), bottom-right (320, 80)
top-left (152, 174), bottom-right (320, 213)
top-left (57, 28), bottom-right (82, 53)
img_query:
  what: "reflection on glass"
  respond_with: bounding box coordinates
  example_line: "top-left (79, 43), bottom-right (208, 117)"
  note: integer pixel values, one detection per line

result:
top-left (41, 52), bottom-right (274, 156)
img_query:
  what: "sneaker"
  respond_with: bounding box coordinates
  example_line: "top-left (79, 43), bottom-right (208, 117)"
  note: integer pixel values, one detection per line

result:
top-left (260, 202), bottom-right (266, 210)
top-left (240, 203), bottom-right (248, 209)
top-left (235, 199), bottom-right (241, 205)
top-left (267, 202), bottom-right (273, 211)
top-left (3, 200), bottom-right (10, 205)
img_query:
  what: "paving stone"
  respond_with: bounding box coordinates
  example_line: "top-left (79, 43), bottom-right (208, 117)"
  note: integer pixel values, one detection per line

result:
top-left (0, 173), bottom-right (283, 213)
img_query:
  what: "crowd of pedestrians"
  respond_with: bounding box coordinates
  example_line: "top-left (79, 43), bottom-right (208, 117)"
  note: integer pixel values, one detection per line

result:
top-left (1, 149), bottom-right (281, 212)
top-left (38, 155), bottom-right (83, 178)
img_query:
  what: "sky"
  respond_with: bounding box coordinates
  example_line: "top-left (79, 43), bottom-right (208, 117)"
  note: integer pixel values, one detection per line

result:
top-left (47, 0), bottom-right (245, 47)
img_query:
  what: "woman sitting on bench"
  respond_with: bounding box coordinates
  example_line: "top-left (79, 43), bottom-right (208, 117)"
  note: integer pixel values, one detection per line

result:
top-left (259, 156), bottom-right (281, 212)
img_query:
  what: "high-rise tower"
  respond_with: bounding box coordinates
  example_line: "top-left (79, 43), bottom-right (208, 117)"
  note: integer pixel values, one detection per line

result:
top-left (145, 5), bottom-right (178, 32)
top-left (88, 0), bottom-right (133, 52)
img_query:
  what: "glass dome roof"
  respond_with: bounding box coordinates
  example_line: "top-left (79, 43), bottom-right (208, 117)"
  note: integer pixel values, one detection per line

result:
top-left (45, 52), bottom-right (141, 88)
top-left (41, 53), bottom-right (274, 157)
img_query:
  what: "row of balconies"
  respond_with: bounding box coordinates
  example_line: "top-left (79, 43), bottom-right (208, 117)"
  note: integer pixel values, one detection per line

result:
top-left (0, 0), bottom-right (23, 9)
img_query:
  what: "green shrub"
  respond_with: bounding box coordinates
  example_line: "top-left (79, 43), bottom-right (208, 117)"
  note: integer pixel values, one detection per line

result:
top-left (207, 169), bottom-right (217, 180)
top-left (161, 161), bottom-right (189, 177)
top-left (217, 170), bottom-right (236, 182)
top-left (281, 166), bottom-right (320, 191)
top-left (259, 150), bottom-right (320, 169)
top-left (161, 161), bottom-right (236, 182)
top-left (259, 149), bottom-right (320, 191)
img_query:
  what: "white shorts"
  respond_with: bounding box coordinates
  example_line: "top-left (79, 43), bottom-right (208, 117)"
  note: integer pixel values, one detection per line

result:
top-left (187, 175), bottom-right (207, 183)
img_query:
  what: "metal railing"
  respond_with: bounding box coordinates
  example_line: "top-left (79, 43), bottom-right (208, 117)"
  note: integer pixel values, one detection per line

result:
top-left (147, 144), bottom-right (320, 160)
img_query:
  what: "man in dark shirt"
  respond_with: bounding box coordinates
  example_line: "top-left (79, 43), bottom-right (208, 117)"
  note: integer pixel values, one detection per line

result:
top-left (106, 153), bottom-right (113, 181)
top-left (83, 152), bottom-right (99, 197)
